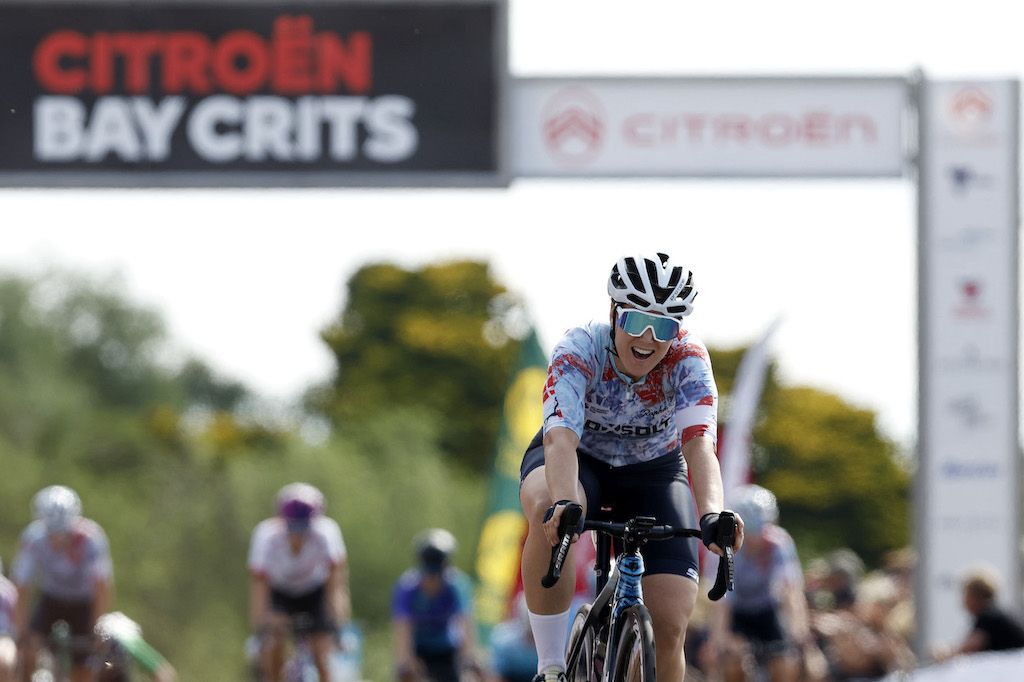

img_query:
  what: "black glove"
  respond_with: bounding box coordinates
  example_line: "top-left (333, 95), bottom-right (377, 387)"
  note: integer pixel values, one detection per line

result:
top-left (544, 500), bottom-right (585, 536)
top-left (699, 512), bottom-right (721, 549)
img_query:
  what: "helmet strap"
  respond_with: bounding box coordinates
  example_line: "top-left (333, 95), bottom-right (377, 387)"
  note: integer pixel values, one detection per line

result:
top-left (607, 300), bottom-right (620, 357)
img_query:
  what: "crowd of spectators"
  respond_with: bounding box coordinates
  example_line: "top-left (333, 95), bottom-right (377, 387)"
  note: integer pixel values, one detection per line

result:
top-left (676, 545), bottom-right (1024, 682)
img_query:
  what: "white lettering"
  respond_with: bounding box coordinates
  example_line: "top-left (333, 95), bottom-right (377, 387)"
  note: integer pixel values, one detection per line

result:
top-left (364, 96), bottom-right (417, 162)
top-left (245, 96), bottom-right (294, 161)
top-left (321, 97), bottom-right (365, 161)
top-left (85, 98), bottom-right (141, 161)
top-left (132, 97), bottom-right (186, 160)
top-left (34, 96), bottom-right (85, 161)
top-left (33, 94), bottom-right (419, 165)
top-left (187, 95), bottom-right (243, 162)
top-left (294, 96), bottom-right (321, 161)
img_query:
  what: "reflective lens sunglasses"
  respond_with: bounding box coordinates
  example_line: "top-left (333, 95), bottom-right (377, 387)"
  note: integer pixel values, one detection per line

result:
top-left (615, 306), bottom-right (681, 342)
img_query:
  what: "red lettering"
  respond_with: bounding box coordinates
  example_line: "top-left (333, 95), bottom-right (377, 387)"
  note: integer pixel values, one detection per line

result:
top-left (212, 31), bottom-right (269, 95)
top-left (837, 115), bottom-right (878, 143)
top-left (112, 33), bottom-right (162, 93)
top-left (163, 32), bottom-right (212, 94)
top-left (804, 111), bottom-right (830, 143)
top-left (33, 31), bottom-right (87, 94)
top-left (660, 116), bottom-right (681, 144)
top-left (682, 115), bottom-right (707, 143)
top-left (623, 113), bottom-right (656, 146)
top-left (33, 17), bottom-right (375, 96)
top-left (716, 115), bottom-right (751, 143)
top-left (91, 33), bottom-right (114, 94)
top-left (316, 31), bottom-right (372, 94)
top-left (760, 114), bottom-right (793, 146)
top-left (272, 16), bottom-right (314, 94)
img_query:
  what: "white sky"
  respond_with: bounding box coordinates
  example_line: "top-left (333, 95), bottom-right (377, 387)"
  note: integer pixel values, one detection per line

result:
top-left (2, 0), bottom-right (1022, 447)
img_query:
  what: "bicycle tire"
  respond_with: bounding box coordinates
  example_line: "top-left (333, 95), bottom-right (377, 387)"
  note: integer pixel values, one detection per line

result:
top-left (565, 603), bottom-right (602, 682)
top-left (610, 605), bottom-right (656, 682)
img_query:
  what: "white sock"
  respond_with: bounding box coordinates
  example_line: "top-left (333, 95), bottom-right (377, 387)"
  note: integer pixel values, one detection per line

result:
top-left (528, 608), bottom-right (571, 674)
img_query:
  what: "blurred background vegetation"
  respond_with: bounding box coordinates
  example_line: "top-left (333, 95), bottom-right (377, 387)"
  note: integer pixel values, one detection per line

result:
top-left (0, 263), bottom-right (910, 680)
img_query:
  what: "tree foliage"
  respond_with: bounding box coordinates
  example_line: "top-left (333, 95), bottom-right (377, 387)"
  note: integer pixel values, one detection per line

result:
top-left (0, 267), bottom-right (912, 681)
top-left (318, 261), bottom-right (524, 472)
top-left (0, 270), bottom-right (488, 681)
top-left (710, 342), bottom-right (910, 566)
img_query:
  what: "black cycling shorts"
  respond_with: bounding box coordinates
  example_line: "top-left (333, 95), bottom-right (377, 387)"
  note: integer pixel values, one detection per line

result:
top-left (30, 594), bottom-right (94, 665)
top-left (416, 649), bottom-right (459, 682)
top-left (731, 607), bottom-right (788, 652)
top-left (520, 428), bottom-right (699, 581)
top-left (269, 583), bottom-right (335, 634)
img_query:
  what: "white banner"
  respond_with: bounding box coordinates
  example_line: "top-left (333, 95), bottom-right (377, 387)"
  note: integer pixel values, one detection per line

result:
top-left (511, 77), bottom-right (908, 177)
top-left (882, 650), bottom-right (1024, 681)
top-left (721, 318), bottom-right (781, 499)
top-left (919, 80), bottom-right (1020, 650)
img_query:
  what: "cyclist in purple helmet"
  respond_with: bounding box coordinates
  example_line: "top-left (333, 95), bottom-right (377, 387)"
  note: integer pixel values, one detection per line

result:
top-left (248, 483), bottom-right (351, 682)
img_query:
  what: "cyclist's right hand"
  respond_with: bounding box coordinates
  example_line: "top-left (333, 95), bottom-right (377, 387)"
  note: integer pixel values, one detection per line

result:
top-left (542, 500), bottom-right (584, 546)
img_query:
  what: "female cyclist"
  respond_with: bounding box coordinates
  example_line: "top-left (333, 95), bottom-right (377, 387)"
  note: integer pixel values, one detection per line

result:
top-left (519, 253), bottom-right (744, 682)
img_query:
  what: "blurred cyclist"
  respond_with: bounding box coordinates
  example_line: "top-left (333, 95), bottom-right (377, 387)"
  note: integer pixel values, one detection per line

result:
top-left (13, 485), bottom-right (114, 682)
top-left (0, 559), bottom-right (16, 682)
top-left (248, 483), bottom-right (351, 682)
top-left (709, 485), bottom-right (809, 682)
top-left (93, 611), bottom-right (177, 682)
top-left (519, 253), bottom-right (744, 682)
top-left (392, 529), bottom-right (480, 682)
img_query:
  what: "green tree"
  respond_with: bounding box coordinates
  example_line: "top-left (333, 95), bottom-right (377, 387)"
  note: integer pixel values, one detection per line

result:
top-left (755, 386), bottom-right (910, 565)
top-left (0, 268), bottom-right (494, 681)
top-left (710, 341), bottom-right (910, 566)
top-left (319, 260), bottom-right (524, 472)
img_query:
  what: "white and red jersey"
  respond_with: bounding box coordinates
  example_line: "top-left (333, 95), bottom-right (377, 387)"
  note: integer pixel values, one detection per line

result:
top-left (12, 518), bottom-right (113, 601)
top-left (543, 321), bottom-right (718, 467)
top-left (247, 516), bottom-right (346, 597)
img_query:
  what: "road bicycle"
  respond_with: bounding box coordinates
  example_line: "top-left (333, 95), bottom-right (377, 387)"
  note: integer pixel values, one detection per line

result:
top-left (29, 620), bottom-right (99, 682)
top-left (543, 506), bottom-right (736, 682)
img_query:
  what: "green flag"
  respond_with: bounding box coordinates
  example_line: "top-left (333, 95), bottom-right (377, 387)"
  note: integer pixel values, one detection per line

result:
top-left (474, 328), bottom-right (548, 636)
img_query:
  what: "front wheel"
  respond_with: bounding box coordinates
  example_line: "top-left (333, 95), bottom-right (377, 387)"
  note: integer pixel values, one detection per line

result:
top-left (565, 604), bottom-right (602, 682)
top-left (610, 605), bottom-right (656, 682)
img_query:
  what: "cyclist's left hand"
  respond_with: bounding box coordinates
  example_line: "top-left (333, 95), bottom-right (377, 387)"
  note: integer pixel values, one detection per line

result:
top-left (699, 511), bottom-right (745, 555)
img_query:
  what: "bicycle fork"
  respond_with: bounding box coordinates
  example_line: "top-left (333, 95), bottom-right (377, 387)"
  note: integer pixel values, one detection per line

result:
top-left (603, 552), bottom-right (645, 680)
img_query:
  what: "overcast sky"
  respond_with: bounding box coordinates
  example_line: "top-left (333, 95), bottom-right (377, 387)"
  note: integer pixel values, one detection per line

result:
top-left (2, 0), bottom-right (1022, 448)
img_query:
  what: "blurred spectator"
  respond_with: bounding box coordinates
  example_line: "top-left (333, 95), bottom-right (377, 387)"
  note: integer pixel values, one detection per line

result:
top-left (487, 594), bottom-right (536, 682)
top-left (0, 559), bottom-right (16, 682)
top-left (812, 573), bottom-right (915, 680)
top-left (881, 548), bottom-right (915, 643)
top-left (705, 485), bottom-right (812, 682)
top-left (392, 529), bottom-right (481, 682)
top-left (822, 549), bottom-right (864, 611)
top-left (933, 566), bottom-right (1024, 661)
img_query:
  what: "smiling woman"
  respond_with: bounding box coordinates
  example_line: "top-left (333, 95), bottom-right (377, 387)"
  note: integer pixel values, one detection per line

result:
top-left (518, 251), bottom-right (740, 682)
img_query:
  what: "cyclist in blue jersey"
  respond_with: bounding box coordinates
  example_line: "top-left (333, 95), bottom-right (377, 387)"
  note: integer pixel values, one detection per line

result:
top-left (392, 529), bottom-right (480, 682)
top-left (709, 485), bottom-right (808, 682)
top-left (519, 253), bottom-right (745, 682)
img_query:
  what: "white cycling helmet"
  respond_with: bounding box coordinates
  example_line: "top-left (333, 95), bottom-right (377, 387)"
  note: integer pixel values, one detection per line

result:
top-left (414, 528), bottom-right (457, 573)
top-left (607, 253), bottom-right (697, 319)
top-left (731, 484), bottom-right (778, 534)
top-left (32, 485), bottom-right (82, 534)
